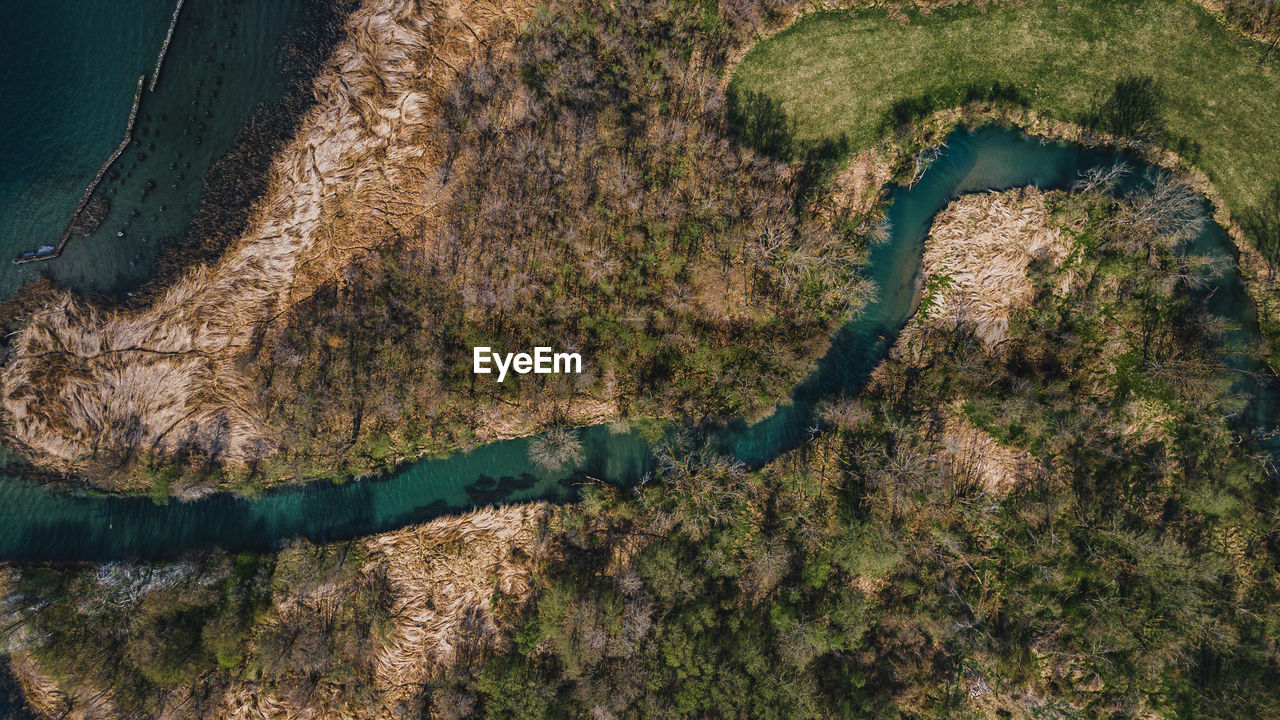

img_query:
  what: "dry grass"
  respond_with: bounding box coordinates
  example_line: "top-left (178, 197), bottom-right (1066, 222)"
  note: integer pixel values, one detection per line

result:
top-left (1190, 0), bottom-right (1280, 42)
top-left (942, 410), bottom-right (1038, 495)
top-left (471, 397), bottom-right (618, 458)
top-left (215, 681), bottom-right (366, 720)
top-left (1120, 397), bottom-right (1176, 445)
top-left (895, 187), bottom-right (1068, 357)
top-left (9, 651), bottom-right (119, 720)
top-left (0, 0), bottom-right (535, 476)
top-left (811, 149), bottom-right (895, 226)
top-left (2, 505), bottom-right (557, 719)
top-left (192, 505), bottom-right (551, 720)
top-left (365, 505), bottom-right (549, 708)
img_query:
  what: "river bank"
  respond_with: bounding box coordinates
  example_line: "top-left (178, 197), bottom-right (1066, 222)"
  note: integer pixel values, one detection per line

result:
top-left (1, 0), bottom-right (360, 305)
top-left (1, 0), bottom-right (872, 497)
top-left (128, 0), bottom-right (362, 307)
top-left (4, 0), bottom-right (1278, 499)
top-left (8, 140), bottom-right (1275, 717)
top-left (730, 0), bottom-right (1280, 299)
top-left (0, 0), bottom-right (539, 483)
top-left (0, 125), bottom-right (1272, 562)
top-left (0, 1), bottom-right (332, 299)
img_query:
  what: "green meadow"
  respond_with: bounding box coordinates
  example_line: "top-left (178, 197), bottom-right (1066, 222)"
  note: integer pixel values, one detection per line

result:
top-left (731, 0), bottom-right (1280, 215)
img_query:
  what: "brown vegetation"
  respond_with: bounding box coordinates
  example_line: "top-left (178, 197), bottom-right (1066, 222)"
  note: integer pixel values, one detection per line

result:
top-left (941, 410), bottom-right (1038, 495)
top-left (0, 0), bottom-right (537, 484)
top-left (894, 187), bottom-right (1069, 358)
top-left (1, 504), bottom-right (551, 720)
top-left (198, 505), bottom-right (551, 719)
top-left (367, 505), bottom-right (550, 711)
top-left (251, 0), bottom-right (874, 483)
top-left (10, 651), bottom-right (119, 720)
top-left (6, 173), bottom-right (1276, 720)
top-left (1193, 0), bottom-right (1280, 41)
top-left (0, 0), bottom-right (880, 490)
top-left (8, 0), bottom-right (1274, 492)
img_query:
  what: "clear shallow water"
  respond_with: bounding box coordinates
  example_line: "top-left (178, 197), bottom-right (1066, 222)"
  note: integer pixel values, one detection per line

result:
top-left (0, 126), bottom-right (1274, 562)
top-left (0, 0), bottom-right (306, 298)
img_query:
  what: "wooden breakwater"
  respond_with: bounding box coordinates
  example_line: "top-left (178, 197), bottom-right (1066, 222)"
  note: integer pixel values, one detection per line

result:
top-left (150, 0), bottom-right (186, 92)
top-left (14, 75), bottom-right (145, 265)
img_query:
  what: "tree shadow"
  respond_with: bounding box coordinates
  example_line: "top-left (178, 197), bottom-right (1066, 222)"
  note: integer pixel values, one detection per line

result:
top-left (1079, 74), bottom-right (1165, 140)
top-left (727, 87), bottom-right (796, 159)
top-left (1241, 181), bottom-right (1280, 276)
top-left (466, 472), bottom-right (541, 505)
top-left (879, 80), bottom-right (1032, 133)
top-left (726, 86), bottom-right (850, 203)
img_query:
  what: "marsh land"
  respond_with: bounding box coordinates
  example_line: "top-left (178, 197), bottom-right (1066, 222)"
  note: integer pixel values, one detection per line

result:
top-left (2, 0), bottom-right (1280, 718)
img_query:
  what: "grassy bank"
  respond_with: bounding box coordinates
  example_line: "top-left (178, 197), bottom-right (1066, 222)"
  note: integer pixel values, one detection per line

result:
top-left (732, 0), bottom-right (1280, 215)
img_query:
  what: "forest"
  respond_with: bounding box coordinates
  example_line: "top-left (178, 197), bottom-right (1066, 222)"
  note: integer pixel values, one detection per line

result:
top-left (242, 0), bottom-right (870, 487)
top-left (97, 0), bottom-right (1280, 493)
top-left (3, 0), bottom-right (1280, 717)
top-left (5, 170), bottom-right (1279, 718)
top-left (440, 168), bottom-right (1280, 718)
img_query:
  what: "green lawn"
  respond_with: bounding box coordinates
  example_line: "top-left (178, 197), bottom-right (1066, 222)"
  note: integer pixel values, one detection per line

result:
top-left (731, 0), bottom-right (1280, 215)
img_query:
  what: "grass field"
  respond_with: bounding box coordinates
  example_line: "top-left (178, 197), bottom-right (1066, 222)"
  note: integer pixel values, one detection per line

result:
top-left (731, 0), bottom-right (1280, 215)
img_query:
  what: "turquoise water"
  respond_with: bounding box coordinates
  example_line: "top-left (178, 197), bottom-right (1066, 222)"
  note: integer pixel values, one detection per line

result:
top-left (0, 126), bottom-right (1274, 561)
top-left (0, 0), bottom-right (307, 298)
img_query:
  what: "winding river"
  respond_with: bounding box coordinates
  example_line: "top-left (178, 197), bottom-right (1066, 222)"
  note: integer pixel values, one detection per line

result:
top-left (1, 126), bottom-right (1275, 562)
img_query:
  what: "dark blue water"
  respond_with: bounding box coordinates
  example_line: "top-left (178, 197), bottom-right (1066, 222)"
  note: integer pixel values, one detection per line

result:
top-left (0, 126), bottom-right (1273, 562)
top-left (0, 0), bottom-right (308, 298)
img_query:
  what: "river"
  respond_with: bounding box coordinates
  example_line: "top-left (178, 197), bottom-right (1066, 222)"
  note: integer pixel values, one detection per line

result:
top-left (0, 126), bottom-right (1274, 561)
top-left (0, 0), bottom-right (311, 298)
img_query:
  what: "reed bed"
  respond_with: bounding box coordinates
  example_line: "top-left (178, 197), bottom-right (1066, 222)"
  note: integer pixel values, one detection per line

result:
top-left (942, 411), bottom-right (1038, 495)
top-left (183, 505), bottom-right (552, 719)
top-left (1, 0), bottom-right (534, 475)
top-left (10, 651), bottom-right (119, 720)
top-left (895, 187), bottom-right (1068, 357)
top-left (365, 504), bottom-right (550, 706)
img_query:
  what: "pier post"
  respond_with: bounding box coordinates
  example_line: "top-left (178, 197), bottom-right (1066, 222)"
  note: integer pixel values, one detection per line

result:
top-left (150, 0), bottom-right (187, 92)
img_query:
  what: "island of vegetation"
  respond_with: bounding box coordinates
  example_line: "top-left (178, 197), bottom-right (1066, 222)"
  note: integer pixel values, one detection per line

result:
top-left (2, 0), bottom-right (1280, 717)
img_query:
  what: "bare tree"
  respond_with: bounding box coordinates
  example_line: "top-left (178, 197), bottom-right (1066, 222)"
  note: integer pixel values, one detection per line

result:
top-left (528, 426), bottom-right (585, 471)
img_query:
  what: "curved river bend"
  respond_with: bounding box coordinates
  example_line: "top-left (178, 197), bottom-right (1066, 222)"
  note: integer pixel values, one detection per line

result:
top-left (1, 127), bottom-right (1275, 561)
